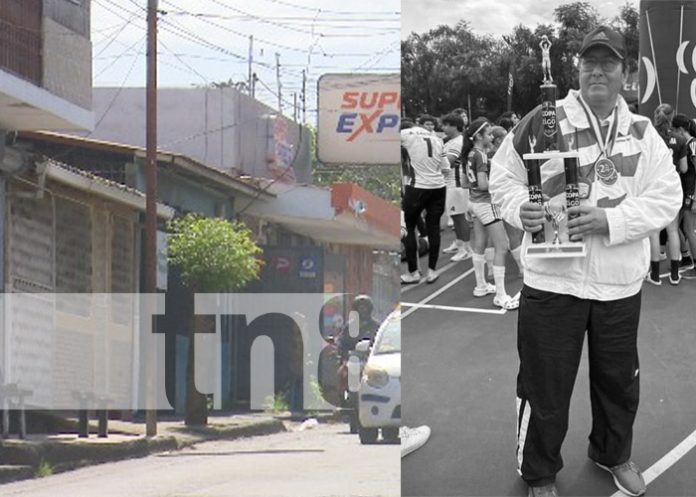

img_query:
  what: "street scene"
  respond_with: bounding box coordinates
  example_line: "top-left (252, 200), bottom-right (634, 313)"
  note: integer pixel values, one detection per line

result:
top-left (401, 0), bottom-right (696, 496)
top-left (1, 422), bottom-right (399, 497)
top-left (0, 0), bottom-right (400, 495)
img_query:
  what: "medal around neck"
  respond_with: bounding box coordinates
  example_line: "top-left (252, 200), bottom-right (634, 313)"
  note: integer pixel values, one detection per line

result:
top-left (522, 41), bottom-right (586, 259)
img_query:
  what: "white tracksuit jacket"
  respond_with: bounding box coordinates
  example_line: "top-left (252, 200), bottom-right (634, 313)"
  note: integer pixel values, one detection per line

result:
top-left (490, 90), bottom-right (682, 301)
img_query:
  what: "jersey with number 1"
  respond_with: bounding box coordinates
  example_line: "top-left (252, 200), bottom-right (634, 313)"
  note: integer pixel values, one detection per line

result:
top-left (400, 127), bottom-right (447, 189)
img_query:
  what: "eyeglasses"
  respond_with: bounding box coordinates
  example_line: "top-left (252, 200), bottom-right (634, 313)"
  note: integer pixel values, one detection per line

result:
top-left (579, 57), bottom-right (621, 72)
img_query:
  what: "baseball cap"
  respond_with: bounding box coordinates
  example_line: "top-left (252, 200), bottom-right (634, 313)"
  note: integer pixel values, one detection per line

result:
top-left (578, 25), bottom-right (625, 60)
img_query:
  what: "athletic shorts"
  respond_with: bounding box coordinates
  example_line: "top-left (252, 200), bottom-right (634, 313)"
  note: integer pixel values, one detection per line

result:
top-left (470, 201), bottom-right (502, 226)
top-left (445, 187), bottom-right (469, 216)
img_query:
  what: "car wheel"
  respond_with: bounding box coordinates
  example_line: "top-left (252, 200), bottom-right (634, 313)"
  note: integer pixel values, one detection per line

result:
top-left (382, 427), bottom-right (399, 443)
top-left (359, 426), bottom-right (378, 444)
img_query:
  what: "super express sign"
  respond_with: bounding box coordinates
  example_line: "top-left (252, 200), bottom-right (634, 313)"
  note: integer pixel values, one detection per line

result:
top-left (336, 91), bottom-right (400, 141)
top-left (317, 73), bottom-right (400, 165)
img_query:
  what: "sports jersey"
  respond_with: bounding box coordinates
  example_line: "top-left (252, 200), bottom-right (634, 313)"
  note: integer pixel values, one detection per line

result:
top-left (441, 135), bottom-right (464, 189)
top-left (664, 129), bottom-right (687, 168)
top-left (400, 126), bottom-right (448, 189)
top-left (683, 137), bottom-right (696, 198)
top-left (466, 147), bottom-right (491, 203)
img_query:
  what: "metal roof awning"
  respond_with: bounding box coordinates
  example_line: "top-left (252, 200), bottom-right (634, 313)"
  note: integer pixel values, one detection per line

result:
top-left (246, 181), bottom-right (398, 250)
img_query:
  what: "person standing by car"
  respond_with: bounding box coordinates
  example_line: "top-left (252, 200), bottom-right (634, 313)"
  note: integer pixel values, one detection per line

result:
top-left (489, 26), bottom-right (682, 497)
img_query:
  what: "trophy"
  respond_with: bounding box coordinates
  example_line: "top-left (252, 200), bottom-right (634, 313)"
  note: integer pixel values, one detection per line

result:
top-left (523, 37), bottom-right (586, 259)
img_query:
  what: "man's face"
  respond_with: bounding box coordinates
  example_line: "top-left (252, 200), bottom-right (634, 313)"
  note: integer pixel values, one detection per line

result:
top-left (422, 120), bottom-right (436, 133)
top-left (511, 114), bottom-right (520, 125)
top-left (579, 46), bottom-right (625, 108)
top-left (442, 123), bottom-right (456, 138)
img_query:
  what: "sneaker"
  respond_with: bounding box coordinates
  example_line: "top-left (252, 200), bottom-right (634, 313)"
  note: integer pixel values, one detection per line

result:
top-left (400, 425), bottom-right (431, 457)
top-left (401, 271), bottom-right (421, 285)
top-left (442, 241), bottom-right (459, 254)
top-left (595, 461), bottom-right (646, 497)
top-left (644, 273), bottom-right (661, 286)
top-left (682, 268), bottom-right (696, 279)
top-left (426, 269), bottom-right (439, 284)
top-left (669, 273), bottom-right (681, 285)
top-left (450, 249), bottom-right (472, 262)
top-left (528, 483), bottom-right (558, 497)
top-left (494, 294), bottom-right (519, 310)
top-left (473, 282), bottom-right (496, 297)
top-left (679, 257), bottom-right (694, 272)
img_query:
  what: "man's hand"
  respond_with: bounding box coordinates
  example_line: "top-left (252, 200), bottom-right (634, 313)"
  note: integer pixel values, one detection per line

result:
top-left (519, 201), bottom-right (545, 233)
top-left (567, 205), bottom-right (609, 241)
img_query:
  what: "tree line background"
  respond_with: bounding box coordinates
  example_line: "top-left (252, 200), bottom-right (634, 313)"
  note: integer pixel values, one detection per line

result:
top-left (401, 1), bottom-right (639, 122)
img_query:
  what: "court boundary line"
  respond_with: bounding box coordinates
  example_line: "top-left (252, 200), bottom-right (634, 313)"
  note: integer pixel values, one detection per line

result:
top-left (401, 302), bottom-right (506, 315)
top-left (402, 267), bottom-right (477, 319)
top-left (401, 260), bottom-right (460, 294)
top-left (609, 427), bottom-right (696, 497)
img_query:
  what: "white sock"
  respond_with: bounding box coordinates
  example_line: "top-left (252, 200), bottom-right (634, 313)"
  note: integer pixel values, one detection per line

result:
top-left (455, 239), bottom-right (464, 248)
top-left (510, 246), bottom-right (523, 274)
top-left (493, 265), bottom-right (507, 298)
top-left (485, 247), bottom-right (495, 275)
top-left (462, 241), bottom-right (471, 252)
top-left (472, 253), bottom-right (486, 288)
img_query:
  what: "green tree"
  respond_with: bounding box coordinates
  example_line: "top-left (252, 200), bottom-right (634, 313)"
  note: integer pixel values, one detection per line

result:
top-left (306, 123), bottom-right (401, 204)
top-left (168, 214), bottom-right (263, 425)
top-left (613, 2), bottom-right (639, 73)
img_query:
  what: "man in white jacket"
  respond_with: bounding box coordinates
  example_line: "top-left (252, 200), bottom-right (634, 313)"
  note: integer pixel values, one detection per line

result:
top-left (489, 26), bottom-right (682, 497)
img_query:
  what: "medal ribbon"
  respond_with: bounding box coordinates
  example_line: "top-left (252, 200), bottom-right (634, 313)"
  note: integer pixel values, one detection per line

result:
top-left (576, 95), bottom-right (620, 160)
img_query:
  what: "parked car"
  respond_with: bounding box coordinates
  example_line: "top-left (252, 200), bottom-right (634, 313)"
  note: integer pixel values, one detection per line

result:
top-left (357, 309), bottom-right (401, 444)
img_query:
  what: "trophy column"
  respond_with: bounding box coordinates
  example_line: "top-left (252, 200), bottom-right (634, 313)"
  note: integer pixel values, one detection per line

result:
top-left (522, 35), bottom-right (586, 259)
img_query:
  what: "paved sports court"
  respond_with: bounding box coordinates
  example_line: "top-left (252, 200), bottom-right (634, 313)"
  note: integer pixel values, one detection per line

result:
top-left (401, 230), bottom-right (696, 496)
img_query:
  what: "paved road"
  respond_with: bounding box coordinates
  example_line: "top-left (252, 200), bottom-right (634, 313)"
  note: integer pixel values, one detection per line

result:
top-left (401, 229), bottom-right (696, 496)
top-left (1, 423), bottom-right (399, 497)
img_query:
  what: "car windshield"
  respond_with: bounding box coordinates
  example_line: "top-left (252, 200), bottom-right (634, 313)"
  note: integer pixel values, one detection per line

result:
top-left (373, 316), bottom-right (400, 355)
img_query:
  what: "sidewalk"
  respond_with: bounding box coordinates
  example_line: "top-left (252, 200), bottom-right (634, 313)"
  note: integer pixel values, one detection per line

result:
top-left (0, 411), bottom-right (340, 484)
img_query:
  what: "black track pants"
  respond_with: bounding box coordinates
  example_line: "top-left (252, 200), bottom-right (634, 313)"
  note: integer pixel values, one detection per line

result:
top-left (515, 285), bottom-right (641, 487)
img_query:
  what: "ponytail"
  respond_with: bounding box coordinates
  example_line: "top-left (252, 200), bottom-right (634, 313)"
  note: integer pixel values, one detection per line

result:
top-left (654, 103), bottom-right (674, 140)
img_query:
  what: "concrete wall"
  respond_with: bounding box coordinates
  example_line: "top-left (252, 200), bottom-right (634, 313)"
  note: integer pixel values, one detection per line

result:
top-left (88, 87), bottom-right (311, 183)
top-left (42, 16), bottom-right (92, 110)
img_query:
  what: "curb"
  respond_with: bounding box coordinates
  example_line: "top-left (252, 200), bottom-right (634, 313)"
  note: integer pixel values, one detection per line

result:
top-left (0, 418), bottom-right (287, 483)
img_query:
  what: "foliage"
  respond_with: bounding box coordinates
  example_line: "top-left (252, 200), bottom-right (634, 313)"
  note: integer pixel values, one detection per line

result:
top-left (263, 392), bottom-right (290, 414)
top-left (167, 214), bottom-right (263, 292)
top-left (306, 123), bottom-right (401, 204)
top-left (401, 2), bottom-right (639, 120)
top-left (34, 460), bottom-right (53, 478)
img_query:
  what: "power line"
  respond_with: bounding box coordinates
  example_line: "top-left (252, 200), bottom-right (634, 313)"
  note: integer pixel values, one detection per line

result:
top-left (252, 0), bottom-right (398, 16)
top-left (158, 38), bottom-right (209, 84)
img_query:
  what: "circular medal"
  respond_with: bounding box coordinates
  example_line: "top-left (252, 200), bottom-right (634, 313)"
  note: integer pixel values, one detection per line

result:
top-left (595, 157), bottom-right (619, 186)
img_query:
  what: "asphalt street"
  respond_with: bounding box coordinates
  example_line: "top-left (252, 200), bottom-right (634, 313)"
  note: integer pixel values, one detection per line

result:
top-left (0, 423), bottom-right (399, 497)
top-left (401, 228), bottom-right (696, 496)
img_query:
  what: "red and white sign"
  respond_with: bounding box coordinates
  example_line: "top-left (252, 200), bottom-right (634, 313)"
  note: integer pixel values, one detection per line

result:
top-left (317, 73), bottom-right (400, 165)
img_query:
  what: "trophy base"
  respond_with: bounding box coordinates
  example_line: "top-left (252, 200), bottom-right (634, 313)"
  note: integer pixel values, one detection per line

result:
top-left (526, 242), bottom-right (586, 259)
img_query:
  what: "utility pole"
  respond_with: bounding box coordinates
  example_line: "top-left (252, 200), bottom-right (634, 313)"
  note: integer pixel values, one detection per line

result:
top-left (301, 69), bottom-right (306, 124)
top-left (275, 53), bottom-right (282, 114)
top-left (248, 35), bottom-right (253, 96)
top-left (145, 0), bottom-right (158, 438)
top-left (293, 92), bottom-right (297, 122)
